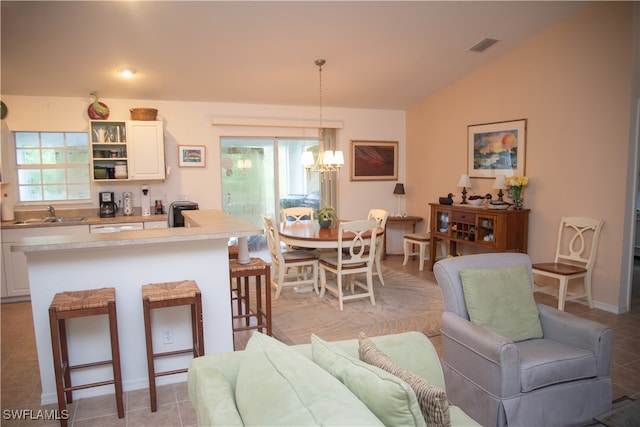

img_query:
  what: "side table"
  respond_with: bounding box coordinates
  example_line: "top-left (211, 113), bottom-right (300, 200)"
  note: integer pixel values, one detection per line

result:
top-left (384, 215), bottom-right (423, 259)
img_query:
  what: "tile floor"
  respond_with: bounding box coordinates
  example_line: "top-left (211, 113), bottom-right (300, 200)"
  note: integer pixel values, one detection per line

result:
top-left (1, 255), bottom-right (639, 426)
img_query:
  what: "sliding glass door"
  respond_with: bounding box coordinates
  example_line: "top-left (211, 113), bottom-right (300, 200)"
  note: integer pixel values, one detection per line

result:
top-left (220, 137), bottom-right (320, 231)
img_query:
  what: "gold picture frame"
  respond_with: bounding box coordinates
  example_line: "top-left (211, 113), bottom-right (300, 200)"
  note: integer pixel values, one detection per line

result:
top-left (350, 140), bottom-right (399, 181)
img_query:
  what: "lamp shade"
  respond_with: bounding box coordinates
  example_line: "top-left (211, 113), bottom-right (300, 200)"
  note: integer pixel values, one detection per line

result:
top-left (393, 183), bottom-right (406, 195)
top-left (301, 151), bottom-right (314, 167)
top-left (333, 150), bottom-right (344, 166)
top-left (457, 174), bottom-right (472, 188)
top-left (493, 175), bottom-right (508, 189)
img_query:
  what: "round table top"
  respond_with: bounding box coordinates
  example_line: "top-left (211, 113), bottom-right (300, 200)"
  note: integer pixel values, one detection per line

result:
top-left (278, 220), bottom-right (382, 248)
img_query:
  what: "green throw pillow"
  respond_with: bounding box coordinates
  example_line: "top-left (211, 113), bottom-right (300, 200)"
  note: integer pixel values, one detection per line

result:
top-left (311, 334), bottom-right (426, 427)
top-left (236, 332), bottom-right (383, 426)
top-left (459, 263), bottom-right (543, 342)
top-left (358, 332), bottom-right (451, 427)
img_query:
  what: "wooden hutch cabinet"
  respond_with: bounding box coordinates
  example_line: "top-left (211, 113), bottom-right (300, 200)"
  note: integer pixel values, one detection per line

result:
top-left (428, 203), bottom-right (529, 271)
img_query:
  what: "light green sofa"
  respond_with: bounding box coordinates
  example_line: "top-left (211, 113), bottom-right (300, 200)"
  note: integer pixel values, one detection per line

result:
top-left (188, 331), bottom-right (480, 426)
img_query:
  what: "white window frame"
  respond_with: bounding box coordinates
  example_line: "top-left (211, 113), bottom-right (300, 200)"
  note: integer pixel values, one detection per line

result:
top-left (14, 131), bottom-right (91, 203)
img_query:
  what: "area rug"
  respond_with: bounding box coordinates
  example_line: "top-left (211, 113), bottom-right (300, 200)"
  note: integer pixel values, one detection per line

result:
top-left (594, 396), bottom-right (640, 427)
top-left (270, 266), bottom-right (444, 345)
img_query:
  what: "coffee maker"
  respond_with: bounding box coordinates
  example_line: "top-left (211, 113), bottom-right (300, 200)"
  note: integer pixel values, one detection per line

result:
top-left (99, 191), bottom-right (118, 218)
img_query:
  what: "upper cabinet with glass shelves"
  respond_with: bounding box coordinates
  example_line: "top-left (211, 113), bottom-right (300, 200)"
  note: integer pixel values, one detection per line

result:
top-left (90, 120), bottom-right (165, 181)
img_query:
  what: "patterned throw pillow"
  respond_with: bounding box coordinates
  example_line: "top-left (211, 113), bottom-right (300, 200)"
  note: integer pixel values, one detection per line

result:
top-left (358, 332), bottom-right (451, 427)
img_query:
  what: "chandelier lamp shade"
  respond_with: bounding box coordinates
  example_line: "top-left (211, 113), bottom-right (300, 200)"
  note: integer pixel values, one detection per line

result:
top-left (457, 174), bottom-right (472, 204)
top-left (302, 59), bottom-right (344, 180)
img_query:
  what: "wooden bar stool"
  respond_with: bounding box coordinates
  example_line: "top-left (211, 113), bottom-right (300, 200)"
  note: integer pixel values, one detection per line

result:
top-left (49, 287), bottom-right (124, 427)
top-left (142, 280), bottom-right (204, 412)
top-left (229, 257), bottom-right (272, 348)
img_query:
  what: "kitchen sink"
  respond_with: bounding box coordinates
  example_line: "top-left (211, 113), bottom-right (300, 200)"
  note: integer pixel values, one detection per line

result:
top-left (47, 217), bottom-right (87, 223)
top-left (12, 218), bottom-right (50, 225)
top-left (12, 216), bottom-right (87, 225)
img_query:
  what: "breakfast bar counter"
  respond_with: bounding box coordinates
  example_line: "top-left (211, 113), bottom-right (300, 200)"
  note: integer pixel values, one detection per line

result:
top-left (11, 210), bottom-right (262, 405)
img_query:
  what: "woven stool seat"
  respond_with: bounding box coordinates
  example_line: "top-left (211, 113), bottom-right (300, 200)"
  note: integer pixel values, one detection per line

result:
top-left (229, 257), bottom-right (269, 274)
top-left (50, 287), bottom-right (115, 312)
top-left (49, 287), bottom-right (123, 427)
top-left (142, 280), bottom-right (200, 302)
top-left (143, 280), bottom-right (203, 412)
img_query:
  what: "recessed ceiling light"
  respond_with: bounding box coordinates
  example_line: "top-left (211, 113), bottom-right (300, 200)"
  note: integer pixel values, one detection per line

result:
top-left (117, 68), bottom-right (137, 78)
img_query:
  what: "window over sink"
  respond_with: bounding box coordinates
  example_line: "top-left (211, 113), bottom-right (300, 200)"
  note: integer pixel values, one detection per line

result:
top-left (14, 131), bottom-right (90, 202)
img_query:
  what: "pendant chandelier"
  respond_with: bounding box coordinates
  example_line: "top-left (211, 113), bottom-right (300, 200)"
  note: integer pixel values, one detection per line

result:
top-left (302, 59), bottom-right (344, 180)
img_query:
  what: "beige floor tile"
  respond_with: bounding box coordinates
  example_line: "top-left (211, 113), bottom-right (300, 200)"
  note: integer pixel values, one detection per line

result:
top-left (74, 393), bottom-right (122, 421)
top-left (126, 403), bottom-right (182, 427)
top-left (177, 400), bottom-right (197, 427)
top-left (126, 384), bottom-right (176, 412)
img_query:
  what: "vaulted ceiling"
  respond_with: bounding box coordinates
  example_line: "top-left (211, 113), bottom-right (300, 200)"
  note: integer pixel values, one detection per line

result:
top-left (1, 1), bottom-right (590, 110)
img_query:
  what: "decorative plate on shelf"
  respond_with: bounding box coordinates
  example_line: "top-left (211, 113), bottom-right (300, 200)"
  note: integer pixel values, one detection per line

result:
top-left (1, 101), bottom-right (7, 120)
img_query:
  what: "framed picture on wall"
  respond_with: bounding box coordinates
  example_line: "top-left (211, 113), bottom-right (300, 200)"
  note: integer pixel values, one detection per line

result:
top-left (179, 145), bottom-right (206, 167)
top-left (350, 140), bottom-right (399, 181)
top-left (467, 119), bottom-right (526, 178)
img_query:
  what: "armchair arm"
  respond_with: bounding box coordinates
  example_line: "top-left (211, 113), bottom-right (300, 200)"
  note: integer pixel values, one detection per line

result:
top-left (441, 312), bottom-right (521, 397)
top-left (537, 303), bottom-right (614, 377)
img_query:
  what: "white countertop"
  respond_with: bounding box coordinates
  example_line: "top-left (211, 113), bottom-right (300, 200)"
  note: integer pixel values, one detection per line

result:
top-left (12, 210), bottom-right (262, 253)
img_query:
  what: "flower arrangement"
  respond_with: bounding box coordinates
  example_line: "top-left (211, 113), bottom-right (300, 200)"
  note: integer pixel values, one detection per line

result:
top-left (504, 175), bottom-right (528, 209)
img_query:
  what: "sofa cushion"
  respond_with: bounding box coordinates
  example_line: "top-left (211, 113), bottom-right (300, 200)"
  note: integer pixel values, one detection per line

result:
top-left (459, 263), bottom-right (543, 342)
top-left (311, 334), bottom-right (426, 427)
top-left (235, 332), bottom-right (383, 426)
top-left (359, 333), bottom-right (451, 427)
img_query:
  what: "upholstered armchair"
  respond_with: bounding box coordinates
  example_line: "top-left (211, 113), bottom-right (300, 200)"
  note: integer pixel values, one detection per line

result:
top-left (433, 253), bottom-right (613, 427)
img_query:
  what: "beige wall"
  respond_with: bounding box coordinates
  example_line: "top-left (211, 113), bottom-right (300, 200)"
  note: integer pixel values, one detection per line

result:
top-left (406, 2), bottom-right (636, 312)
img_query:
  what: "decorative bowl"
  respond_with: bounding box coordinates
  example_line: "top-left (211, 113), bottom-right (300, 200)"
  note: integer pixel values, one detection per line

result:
top-left (468, 198), bottom-right (484, 206)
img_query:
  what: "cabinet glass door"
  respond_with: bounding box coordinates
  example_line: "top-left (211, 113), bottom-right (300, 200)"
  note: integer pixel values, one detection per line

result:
top-left (477, 215), bottom-right (496, 243)
top-left (436, 210), bottom-right (450, 234)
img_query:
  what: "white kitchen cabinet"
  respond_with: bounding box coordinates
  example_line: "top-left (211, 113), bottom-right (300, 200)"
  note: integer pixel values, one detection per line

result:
top-left (127, 121), bottom-right (165, 180)
top-left (1, 225), bottom-right (89, 298)
top-left (143, 220), bottom-right (168, 229)
top-left (90, 120), bottom-right (165, 182)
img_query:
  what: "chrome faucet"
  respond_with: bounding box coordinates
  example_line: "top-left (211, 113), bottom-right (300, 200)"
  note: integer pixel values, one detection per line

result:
top-left (47, 205), bottom-right (56, 217)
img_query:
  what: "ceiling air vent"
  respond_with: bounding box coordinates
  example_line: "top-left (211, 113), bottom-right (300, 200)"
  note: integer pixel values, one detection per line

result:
top-left (468, 37), bottom-right (499, 53)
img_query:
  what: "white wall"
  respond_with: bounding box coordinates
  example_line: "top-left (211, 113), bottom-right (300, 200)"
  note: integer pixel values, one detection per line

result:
top-left (1, 96), bottom-right (405, 225)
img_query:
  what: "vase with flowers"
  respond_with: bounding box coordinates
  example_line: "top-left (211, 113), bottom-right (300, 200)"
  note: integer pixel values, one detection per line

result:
top-left (504, 175), bottom-right (528, 209)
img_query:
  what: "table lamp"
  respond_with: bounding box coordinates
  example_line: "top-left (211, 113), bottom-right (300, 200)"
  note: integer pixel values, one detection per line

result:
top-left (393, 183), bottom-right (405, 216)
top-left (493, 174), bottom-right (507, 202)
top-left (457, 174), bottom-right (472, 204)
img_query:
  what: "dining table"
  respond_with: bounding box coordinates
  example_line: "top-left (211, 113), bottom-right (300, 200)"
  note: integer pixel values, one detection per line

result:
top-left (278, 220), bottom-right (383, 249)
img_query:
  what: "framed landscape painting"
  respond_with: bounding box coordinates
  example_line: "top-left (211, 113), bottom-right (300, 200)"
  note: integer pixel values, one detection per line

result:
top-left (350, 140), bottom-right (398, 181)
top-left (179, 145), bottom-right (206, 167)
top-left (467, 119), bottom-right (526, 178)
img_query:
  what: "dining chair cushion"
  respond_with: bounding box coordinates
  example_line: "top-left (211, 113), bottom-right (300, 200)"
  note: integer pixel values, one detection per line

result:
top-left (236, 332), bottom-right (383, 426)
top-left (311, 334), bottom-right (426, 427)
top-left (459, 263), bottom-right (543, 342)
top-left (359, 332), bottom-right (451, 427)
top-left (282, 249), bottom-right (318, 263)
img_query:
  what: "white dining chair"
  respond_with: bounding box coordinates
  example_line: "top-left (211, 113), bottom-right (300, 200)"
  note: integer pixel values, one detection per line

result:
top-left (281, 207), bottom-right (314, 223)
top-left (532, 216), bottom-right (604, 310)
top-left (262, 215), bottom-right (319, 298)
top-left (318, 219), bottom-right (378, 311)
top-left (367, 208), bottom-right (389, 286)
